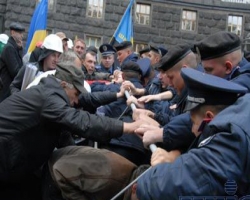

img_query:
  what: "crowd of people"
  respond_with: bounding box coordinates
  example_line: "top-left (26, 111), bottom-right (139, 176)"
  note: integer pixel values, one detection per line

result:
top-left (0, 21), bottom-right (250, 200)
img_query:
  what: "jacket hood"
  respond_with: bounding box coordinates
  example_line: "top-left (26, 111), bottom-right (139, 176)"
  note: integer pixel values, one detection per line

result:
top-left (209, 93), bottom-right (250, 134)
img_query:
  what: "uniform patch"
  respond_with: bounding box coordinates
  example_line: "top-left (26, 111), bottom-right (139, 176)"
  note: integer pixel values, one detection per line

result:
top-left (198, 135), bottom-right (215, 147)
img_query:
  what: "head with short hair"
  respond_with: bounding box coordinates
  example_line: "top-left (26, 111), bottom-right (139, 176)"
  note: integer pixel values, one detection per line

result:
top-left (82, 51), bottom-right (97, 75)
top-left (157, 43), bottom-right (197, 95)
top-left (123, 165), bottom-right (150, 200)
top-left (148, 44), bottom-right (168, 66)
top-left (114, 41), bottom-right (133, 64)
top-left (73, 38), bottom-right (86, 57)
top-left (181, 68), bottom-right (247, 136)
top-left (195, 31), bottom-right (243, 78)
top-left (58, 50), bottom-right (82, 68)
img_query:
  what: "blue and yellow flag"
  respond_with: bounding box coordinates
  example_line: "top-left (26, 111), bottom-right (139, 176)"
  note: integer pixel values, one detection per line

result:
top-left (25, 0), bottom-right (48, 53)
top-left (110, 0), bottom-right (134, 45)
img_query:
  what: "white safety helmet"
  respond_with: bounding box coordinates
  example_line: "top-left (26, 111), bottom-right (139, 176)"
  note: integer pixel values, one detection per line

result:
top-left (0, 34), bottom-right (9, 44)
top-left (42, 34), bottom-right (63, 53)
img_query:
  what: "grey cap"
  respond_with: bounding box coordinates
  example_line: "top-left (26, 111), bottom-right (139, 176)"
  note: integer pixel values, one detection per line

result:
top-left (55, 62), bottom-right (86, 94)
top-left (9, 22), bottom-right (25, 32)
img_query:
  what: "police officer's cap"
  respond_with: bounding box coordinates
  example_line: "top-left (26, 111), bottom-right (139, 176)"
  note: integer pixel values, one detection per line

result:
top-left (114, 41), bottom-right (132, 51)
top-left (137, 58), bottom-right (151, 77)
top-left (55, 62), bottom-right (86, 94)
top-left (121, 61), bottom-right (142, 75)
top-left (9, 22), bottom-right (25, 32)
top-left (194, 31), bottom-right (241, 60)
top-left (139, 47), bottom-right (150, 56)
top-left (149, 44), bottom-right (168, 57)
top-left (99, 44), bottom-right (116, 56)
top-left (157, 43), bottom-right (191, 71)
top-left (181, 68), bottom-right (247, 112)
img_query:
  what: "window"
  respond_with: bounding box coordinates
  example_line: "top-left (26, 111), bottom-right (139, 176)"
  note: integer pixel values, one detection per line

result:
top-left (134, 42), bottom-right (147, 53)
top-left (181, 10), bottom-right (197, 31)
top-left (85, 35), bottom-right (102, 48)
top-left (87, 0), bottom-right (104, 18)
top-left (36, 0), bottom-right (55, 10)
top-left (135, 3), bottom-right (150, 25)
top-left (228, 15), bottom-right (242, 36)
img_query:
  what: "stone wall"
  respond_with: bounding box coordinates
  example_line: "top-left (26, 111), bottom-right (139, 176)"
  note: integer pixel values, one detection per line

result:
top-left (1, 0), bottom-right (250, 48)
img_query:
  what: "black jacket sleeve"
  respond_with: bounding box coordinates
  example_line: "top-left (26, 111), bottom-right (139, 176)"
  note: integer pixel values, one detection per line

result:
top-left (162, 112), bottom-right (195, 152)
top-left (78, 91), bottom-right (117, 113)
top-left (1, 44), bottom-right (22, 79)
top-left (9, 65), bottom-right (26, 94)
top-left (42, 92), bottom-right (124, 143)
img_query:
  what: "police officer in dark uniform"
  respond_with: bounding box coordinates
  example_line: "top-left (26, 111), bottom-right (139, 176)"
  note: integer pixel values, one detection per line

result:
top-left (95, 43), bottom-right (120, 74)
top-left (194, 31), bottom-right (250, 91)
top-left (94, 61), bottom-right (151, 166)
top-left (135, 43), bottom-right (198, 152)
top-left (114, 41), bottom-right (138, 65)
top-left (148, 44), bottom-right (168, 69)
top-left (0, 22), bottom-right (25, 102)
top-left (136, 68), bottom-right (249, 199)
top-left (140, 33), bottom-right (250, 155)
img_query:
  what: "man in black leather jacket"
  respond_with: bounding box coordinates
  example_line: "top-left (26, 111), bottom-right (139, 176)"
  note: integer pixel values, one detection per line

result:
top-left (0, 62), bottom-right (142, 200)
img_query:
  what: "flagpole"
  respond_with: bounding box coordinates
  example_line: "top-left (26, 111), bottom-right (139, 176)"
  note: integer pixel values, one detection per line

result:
top-left (109, 0), bottom-right (135, 45)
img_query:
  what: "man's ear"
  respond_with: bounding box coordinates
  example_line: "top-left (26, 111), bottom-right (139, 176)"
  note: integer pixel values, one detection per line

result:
top-left (205, 110), bottom-right (215, 120)
top-left (225, 61), bottom-right (233, 74)
top-left (182, 65), bottom-right (188, 68)
top-left (131, 183), bottom-right (137, 194)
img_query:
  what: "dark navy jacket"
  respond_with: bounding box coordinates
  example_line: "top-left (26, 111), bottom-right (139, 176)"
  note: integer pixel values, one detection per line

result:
top-left (137, 94), bottom-right (250, 199)
top-left (162, 59), bottom-right (250, 152)
top-left (102, 78), bottom-right (143, 118)
top-left (121, 53), bottom-right (138, 65)
top-left (94, 78), bottom-right (146, 155)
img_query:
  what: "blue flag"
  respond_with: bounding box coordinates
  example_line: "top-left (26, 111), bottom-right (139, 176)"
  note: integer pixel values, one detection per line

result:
top-left (25, 0), bottom-right (48, 53)
top-left (110, 0), bottom-right (134, 44)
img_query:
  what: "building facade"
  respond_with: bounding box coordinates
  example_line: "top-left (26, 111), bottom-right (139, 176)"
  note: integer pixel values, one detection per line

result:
top-left (0, 0), bottom-right (250, 51)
